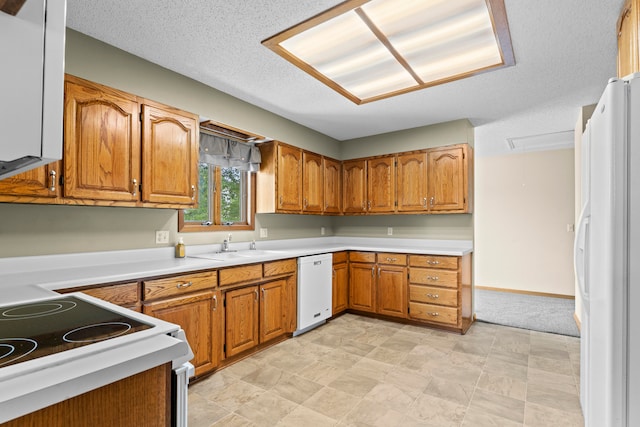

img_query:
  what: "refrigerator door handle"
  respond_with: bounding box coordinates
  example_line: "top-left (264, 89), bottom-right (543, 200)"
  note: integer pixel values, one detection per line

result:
top-left (574, 200), bottom-right (591, 303)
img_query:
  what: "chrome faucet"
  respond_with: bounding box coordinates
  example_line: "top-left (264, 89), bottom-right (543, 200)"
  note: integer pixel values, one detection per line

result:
top-left (249, 240), bottom-right (256, 250)
top-left (221, 233), bottom-right (232, 252)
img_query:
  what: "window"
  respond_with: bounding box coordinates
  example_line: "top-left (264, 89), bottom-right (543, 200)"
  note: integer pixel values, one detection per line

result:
top-left (179, 163), bottom-right (255, 232)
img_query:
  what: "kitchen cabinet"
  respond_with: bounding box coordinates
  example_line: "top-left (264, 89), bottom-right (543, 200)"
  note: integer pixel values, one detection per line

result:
top-left (367, 156), bottom-right (396, 213)
top-left (408, 253), bottom-right (473, 334)
top-left (58, 281), bottom-right (142, 312)
top-left (323, 157), bottom-right (342, 213)
top-left (276, 143), bottom-right (303, 211)
top-left (302, 151), bottom-right (323, 212)
top-left (225, 285), bottom-right (260, 357)
top-left (618, 0), bottom-right (640, 78)
top-left (259, 279), bottom-right (287, 342)
top-left (0, 160), bottom-right (61, 199)
top-left (63, 75), bottom-right (198, 207)
top-left (342, 159), bottom-right (367, 213)
top-left (397, 152), bottom-right (428, 212)
top-left (426, 144), bottom-right (472, 213)
top-left (348, 252), bottom-right (377, 312)
top-left (332, 251), bottom-right (349, 315)
top-left (142, 271), bottom-right (221, 377)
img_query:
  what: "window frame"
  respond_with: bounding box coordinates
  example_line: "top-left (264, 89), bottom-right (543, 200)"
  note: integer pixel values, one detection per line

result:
top-left (178, 166), bottom-right (256, 233)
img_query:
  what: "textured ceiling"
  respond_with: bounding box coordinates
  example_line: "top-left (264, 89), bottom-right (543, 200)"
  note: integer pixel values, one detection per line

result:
top-left (66, 0), bottom-right (624, 157)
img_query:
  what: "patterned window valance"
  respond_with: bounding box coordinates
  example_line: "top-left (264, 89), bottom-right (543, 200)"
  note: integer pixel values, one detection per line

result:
top-left (199, 132), bottom-right (261, 172)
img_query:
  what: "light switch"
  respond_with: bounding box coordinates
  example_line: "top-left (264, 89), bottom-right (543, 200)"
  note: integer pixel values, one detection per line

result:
top-left (260, 228), bottom-right (268, 238)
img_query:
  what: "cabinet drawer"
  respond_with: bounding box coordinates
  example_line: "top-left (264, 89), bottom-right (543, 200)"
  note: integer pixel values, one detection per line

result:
top-left (143, 271), bottom-right (216, 300)
top-left (409, 255), bottom-right (458, 270)
top-left (80, 282), bottom-right (140, 306)
top-left (409, 285), bottom-right (457, 307)
top-left (349, 251), bottom-right (375, 263)
top-left (263, 259), bottom-right (296, 277)
top-left (409, 302), bottom-right (458, 326)
top-left (332, 251), bottom-right (348, 264)
top-left (377, 253), bottom-right (407, 266)
top-left (409, 268), bottom-right (458, 288)
top-left (219, 264), bottom-right (263, 286)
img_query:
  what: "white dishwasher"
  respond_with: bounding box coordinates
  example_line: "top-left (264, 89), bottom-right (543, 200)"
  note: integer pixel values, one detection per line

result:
top-left (294, 253), bottom-right (333, 336)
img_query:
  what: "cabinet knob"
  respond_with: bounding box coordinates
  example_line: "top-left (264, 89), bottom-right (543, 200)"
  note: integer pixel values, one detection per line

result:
top-left (426, 293), bottom-right (439, 299)
top-left (429, 312), bottom-right (439, 317)
top-left (430, 196), bottom-right (435, 207)
top-left (49, 170), bottom-right (57, 192)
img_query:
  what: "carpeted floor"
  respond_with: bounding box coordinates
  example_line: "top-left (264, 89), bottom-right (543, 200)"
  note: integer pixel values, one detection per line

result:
top-left (475, 289), bottom-right (580, 337)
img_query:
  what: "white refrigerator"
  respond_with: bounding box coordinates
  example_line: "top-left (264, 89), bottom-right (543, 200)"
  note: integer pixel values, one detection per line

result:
top-left (575, 74), bottom-right (639, 426)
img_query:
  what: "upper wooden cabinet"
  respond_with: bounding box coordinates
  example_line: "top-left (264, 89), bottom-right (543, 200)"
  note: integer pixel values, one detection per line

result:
top-left (302, 151), bottom-right (323, 213)
top-left (141, 102), bottom-right (198, 204)
top-left (342, 159), bottom-right (367, 213)
top-left (277, 144), bottom-right (303, 211)
top-left (64, 76), bottom-right (141, 202)
top-left (397, 152), bottom-right (428, 212)
top-left (427, 145), bottom-right (471, 213)
top-left (367, 156), bottom-right (396, 213)
top-left (0, 160), bottom-right (61, 199)
top-left (618, 0), bottom-right (640, 77)
top-left (323, 157), bottom-right (341, 213)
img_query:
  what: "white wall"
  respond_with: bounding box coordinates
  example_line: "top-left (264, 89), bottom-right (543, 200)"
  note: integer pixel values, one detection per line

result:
top-left (474, 148), bottom-right (576, 296)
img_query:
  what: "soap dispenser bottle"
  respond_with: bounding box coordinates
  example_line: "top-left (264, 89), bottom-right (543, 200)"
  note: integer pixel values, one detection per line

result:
top-left (175, 237), bottom-right (186, 258)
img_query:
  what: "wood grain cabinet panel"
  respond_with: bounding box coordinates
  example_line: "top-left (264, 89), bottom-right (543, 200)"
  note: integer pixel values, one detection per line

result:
top-left (376, 264), bottom-right (407, 318)
top-left (260, 279), bottom-right (286, 343)
top-left (225, 286), bottom-right (260, 357)
top-left (143, 290), bottom-right (221, 377)
top-left (143, 271), bottom-right (217, 300)
top-left (263, 259), bottom-right (296, 278)
top-left (332, 252), bottom-right (349, 315)
top-left (0, 161), bottom-right (61, 198)
top-left (141, 102), bottom-right (198, 205)
top-left (323, 157), bottom-right (342, 213)
top-left (349, 262), bottom-right (376, 312)
top-left (276, 144), bottom-right (303, 211)
top-left (63, 76), bottom-right (141, 202)
top-left (302, 151), bottom-right (323, 212)
top-left (219, 264), bottom-right (263, 287)
top-left (427, 145), bottom-right (469, 212)
top-left (397, 152), bottom-right (428, 212)
top-left (367, 156), bottom-right (396, 213)
top-left (342, 159), bottom-right (367, 213)
top-left (409, 302), bottom-right (458, 326)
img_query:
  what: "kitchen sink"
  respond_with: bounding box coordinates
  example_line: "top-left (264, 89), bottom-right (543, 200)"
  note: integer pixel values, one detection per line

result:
top-left (189, 249), bottom-right (287, 262)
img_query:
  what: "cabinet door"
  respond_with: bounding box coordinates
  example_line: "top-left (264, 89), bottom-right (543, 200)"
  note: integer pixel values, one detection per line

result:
top-left (143, 290), bottom-right (218, 377)
top-left (276, 144), bottom-right (302, 211)
top-left (332, 262), bottom-right (349, 315)
top-left (377, 265), bottom-right (407, 318)
top-left (349, 262), bottom-right (376, 312)
top-left (367, 156), bottom-right (396, 212)
top-left (0, 161), bottom-right (60, 198)
top-left (397, 152), bottom-right (427, 212)
top-left (141, 103), bottom-right (198, 205)
top-left (260, 279), bottom-right (286, 343)
top-left (225, 286), bottom-right (259, 357)
top-left (618, 0), bottom-right (639, 78)
top-left (427, 146), bottom-right (466, 212)
top-left (64, 77), bottom-right (140, 201)
top-left (342, 159), bottom-right (367, 213)
top-left (323, 157), bottom-right (342, 213)
top-left (302, 151), bottom-right (323, 212)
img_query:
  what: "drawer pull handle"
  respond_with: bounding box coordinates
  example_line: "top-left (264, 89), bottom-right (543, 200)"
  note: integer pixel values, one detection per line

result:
top-left (132, 178), bottom-right (138, 197)
top-left (191, 185), bottom-right (196, 200)
top-left (372, 267), bottom-right (375, 277)
top-left (429, 312), bottom-right (439, 317)
top-left (426, 293), bottom-right (439, 299)
top-left (427, 260), bottom-right (440, 265)
top-left (213, 294), bottom-right (218, 310)
top-left (49, 170), bottom-right (57, 192)
top-left (385, 257), bottom-right (397, 262)
top-left (422, 197), bottom-right (427, 208)
top-left (255, 289), bottom-right (259, 301)
top-left (279, 195), bottom-right (283, 206)
top-left (176, 281), bottom-right (193, 289)
top-left (427, 276), bottom-right (439, 281)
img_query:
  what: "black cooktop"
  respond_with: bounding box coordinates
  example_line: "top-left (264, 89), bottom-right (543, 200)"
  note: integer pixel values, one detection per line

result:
top-left (0, 296), bottom-right (153, 368)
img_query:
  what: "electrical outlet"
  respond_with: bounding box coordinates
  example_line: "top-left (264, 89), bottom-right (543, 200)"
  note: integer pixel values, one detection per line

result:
top-left (321, 227), bottom-right (325, 235)
top-left (259, 228), bottom-right (268, 238)
top-left (387, 227), bottom-right (393, 236)
top-left (155, 230), bottom-right (169, 244)
top-left (567, 224), bottom-right (575, 232)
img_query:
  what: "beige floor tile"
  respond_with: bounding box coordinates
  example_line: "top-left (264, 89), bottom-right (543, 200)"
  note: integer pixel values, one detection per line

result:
top-left (383, 367), bottom-right (432, 398)
top-left (468, 388), bottom-right (525, 424)
top-left (188, 392), bottom-right (230, 427)
top-left (240, 365), bottom-right (284, 390)
top-left (348, 357), bottom-right (394, 381)
top-left (408, 393), bottom-right (467, 427)
top-left (528, 355), bottom-right (574, 376)
top-left (341, 399), bottom-right (406, 427)
top-left (302, 387), bottom-right (362, 420)
top-left (462, 407), bottom-right (523, 427)
top-left (298, 361), bottom-right (346, 385)
top-left (364, 382), bottom-right (417, 411)
top-left (223, 359), bottom-right (262, 379)
top-left (234, 390), bottom-right (297, 425)
top-left (380, 333), bottom-right (422, 351)
top-left (364, 345), bottom-right (407, 365)
top-left (527, 367), bottom-right (578, 395)
top-left (476, 371), bottom-right (527, 401)
top-left (322, 348), bottom-right (362, 369)
top-left (201, 380), bottom-right (265, 412)
top-left (524, 402), bottom-right (584, 427)
top-left (339, 339), bottom-right (376, 357)
top-left (525, 383), bottom-right (583, 414)
top-left (212, 413), bottom-right (256, 426)
top-left (312, 333), bottom-right (344, 348)
top-left (271, 373), bottom-right (323, 404)
top-left (423, 376), bottom-right (475, 406)
top-left (453, 340), bottom-right (493, 357)
top-left (267, 351), bottom-right (317, 374)
top-left (488, 346), bottom-right (530, 367)
top-left (484, 357), bottom-right (528, 381)
top-left (529, 345), bottom-right (571, 361)
top-left (328, 371), bottom-right (380, 397)
top-left (276, 405), bottom-right (338, 427)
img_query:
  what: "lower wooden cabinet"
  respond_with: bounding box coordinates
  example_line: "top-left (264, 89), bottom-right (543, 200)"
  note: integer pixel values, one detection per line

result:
top-left (376, 264), bottom-right (407, 319)
top-left (143, 289), bottom-right (221, 377)
top-left (349, 261), bottom-right (376, 313)
top-left (332, 252), bottom-right (349, 315)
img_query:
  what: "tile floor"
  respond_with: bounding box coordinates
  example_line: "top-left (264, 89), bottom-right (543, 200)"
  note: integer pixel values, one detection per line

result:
top-left (188, 314), bottom-right (583, 426)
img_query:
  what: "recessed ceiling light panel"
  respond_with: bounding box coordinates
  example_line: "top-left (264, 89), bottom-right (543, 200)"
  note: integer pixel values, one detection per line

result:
top-left (263, 0), bottom-right (515, 104)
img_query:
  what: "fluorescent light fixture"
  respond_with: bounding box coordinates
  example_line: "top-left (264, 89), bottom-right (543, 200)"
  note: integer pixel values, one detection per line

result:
top-left (506, 130), bottom-right (575, 153)
top-left (263, 0), bottom-right (514, 104)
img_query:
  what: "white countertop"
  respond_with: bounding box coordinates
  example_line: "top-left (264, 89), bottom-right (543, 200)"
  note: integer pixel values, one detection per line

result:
top-left (0, 236), bottom-right (472, 304)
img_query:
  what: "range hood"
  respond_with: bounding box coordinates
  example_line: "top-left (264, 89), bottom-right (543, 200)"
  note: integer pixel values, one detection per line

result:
top-left (0, 0), bottom-right (66, 179)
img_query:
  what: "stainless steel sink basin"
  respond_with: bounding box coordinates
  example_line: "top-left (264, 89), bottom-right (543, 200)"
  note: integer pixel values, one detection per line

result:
top-left (189, 249), bottom-right (287, 262)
